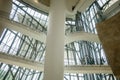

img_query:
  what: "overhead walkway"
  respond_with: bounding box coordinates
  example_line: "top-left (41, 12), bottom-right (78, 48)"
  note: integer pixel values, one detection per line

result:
top-left (0, 17), bottom-right (46, 43)
top-left (0, 52), bottom-right (112, 74)
top-left (0, 17), bottom-right (100, 44)
top-left (65, 31), bottom-right (100, 44)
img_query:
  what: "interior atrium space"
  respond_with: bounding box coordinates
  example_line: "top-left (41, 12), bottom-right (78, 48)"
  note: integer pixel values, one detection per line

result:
top-left (0, 0), bottom-right (120, 80)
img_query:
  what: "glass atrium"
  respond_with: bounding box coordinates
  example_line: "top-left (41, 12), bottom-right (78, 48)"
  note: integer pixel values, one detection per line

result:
top-left (0, 0), bottom-right (119, 80)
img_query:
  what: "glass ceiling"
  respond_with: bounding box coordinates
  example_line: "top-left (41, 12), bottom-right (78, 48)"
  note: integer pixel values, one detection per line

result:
top-left (0, 0), bottom-right (119, 80)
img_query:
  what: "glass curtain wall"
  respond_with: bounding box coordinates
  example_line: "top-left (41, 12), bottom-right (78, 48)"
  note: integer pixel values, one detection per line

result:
top-left (0, 0), bottom-right (118, 80)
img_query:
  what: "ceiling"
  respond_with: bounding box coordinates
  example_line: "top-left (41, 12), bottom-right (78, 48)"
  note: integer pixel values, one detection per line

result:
top-left (21, 0), bottom-right (95, 18)
top-left (38, 0), bottom-right (50, 7)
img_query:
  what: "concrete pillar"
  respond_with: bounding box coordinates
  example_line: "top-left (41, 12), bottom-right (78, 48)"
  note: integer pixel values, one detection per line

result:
top-left (0, 0), bottom-right (12, 37)
top-left (43, 0), bottom-right (66, 80)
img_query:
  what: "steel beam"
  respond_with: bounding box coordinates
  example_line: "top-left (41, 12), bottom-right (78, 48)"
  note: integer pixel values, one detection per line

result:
top-left (0, 52), bottom-right (112, 74)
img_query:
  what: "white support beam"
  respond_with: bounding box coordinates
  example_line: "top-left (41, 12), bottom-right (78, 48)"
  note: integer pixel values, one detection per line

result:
top-left (0, 52), bottom-right (112, 74)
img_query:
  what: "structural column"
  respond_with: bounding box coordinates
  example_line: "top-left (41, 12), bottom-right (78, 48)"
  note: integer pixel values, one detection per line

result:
top-left (44, 0), bottom-right (66, 80)
top-left (0, 0), bottom-right (12, 37)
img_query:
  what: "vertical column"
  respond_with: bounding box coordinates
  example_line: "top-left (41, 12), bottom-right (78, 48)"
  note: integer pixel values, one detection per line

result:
top-left (44, 0), bottom-right (66, 80)
top-left (0, 0), bottom-right (12, 37)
